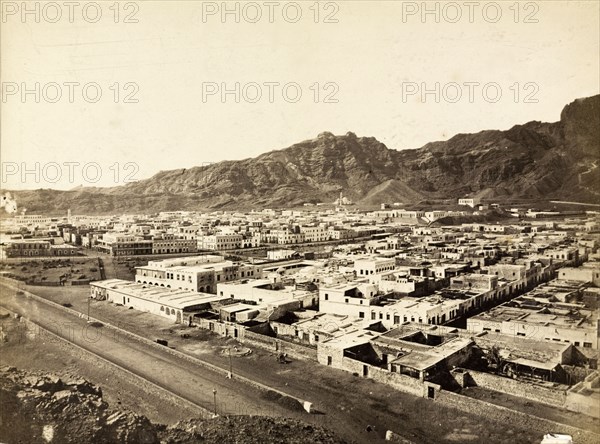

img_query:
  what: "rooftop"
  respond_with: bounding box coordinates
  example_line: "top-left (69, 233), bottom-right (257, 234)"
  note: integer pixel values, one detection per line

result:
top-left (92, 279), bottom-right (228, 310)
top-left (471, 302), bottom-right (597, 329)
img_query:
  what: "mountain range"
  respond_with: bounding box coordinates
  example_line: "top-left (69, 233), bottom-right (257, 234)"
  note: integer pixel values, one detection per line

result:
top-left (5, 95), bottom-right (599, 215)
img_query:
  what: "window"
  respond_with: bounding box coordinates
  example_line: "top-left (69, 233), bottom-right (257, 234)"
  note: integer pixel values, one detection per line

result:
top-left (583, 342), bottom-right (592, 348)
top-left (324, 293), bottom-right (329, 301)
top-left (345, 298), bottom-right (349, 303)
top-left (359, 312), bottom-right (365, 319)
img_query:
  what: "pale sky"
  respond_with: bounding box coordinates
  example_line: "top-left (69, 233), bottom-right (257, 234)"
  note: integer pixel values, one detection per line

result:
top-left (1, 0), bottom-right (599, 189)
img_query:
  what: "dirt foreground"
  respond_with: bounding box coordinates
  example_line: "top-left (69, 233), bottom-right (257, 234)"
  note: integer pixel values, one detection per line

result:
top-left (0, 365), bottom-right (347, 444)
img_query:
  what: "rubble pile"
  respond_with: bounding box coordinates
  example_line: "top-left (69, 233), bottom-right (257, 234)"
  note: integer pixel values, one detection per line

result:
top-left (0, 366), bottom-right (157, 443)
top-left (162, 416), bottom-right (345, 444)
top-left (0, 366), bottom-right (346, 444)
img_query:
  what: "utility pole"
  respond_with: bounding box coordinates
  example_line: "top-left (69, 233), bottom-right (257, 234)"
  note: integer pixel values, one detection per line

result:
top-left (87, 294), bottom-right (90, 321)
top-left (212, 389), bottom-right (217, 417)
top-left (227, 347), bottom-right (232, 378)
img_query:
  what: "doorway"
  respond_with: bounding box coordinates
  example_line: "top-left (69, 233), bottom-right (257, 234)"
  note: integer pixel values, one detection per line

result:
top-left (427, 387), bottom-right (435, 399)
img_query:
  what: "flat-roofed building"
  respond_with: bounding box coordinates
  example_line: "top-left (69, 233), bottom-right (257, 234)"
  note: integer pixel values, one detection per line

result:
top-left (217, 277), bottom-right (317, 309)
top-left (96, 233), bottom-right (153, 256)
top-left (354, 257), bottom-right (395, 276)
top-left (458, 198), bottom-right (479, 208)
top-left (90, 279), bottom-right (229, 323)
top-left (467, 295), bottom-right (599, 349)
top-left (450, 273), bottom-right (498, 292)
top-left (545, 246), bottom-right (579, 265)
top-left (219, 303), bottom-right (260, 323)
top-left (267, 249), bottom-right (298, 261)
top-left (152, 233), bottom-right (197, 254)
top-left (319, 282), bottom-right (383, 320)
top-left (136, 255), bottom-right (260, 294)
top-left (0, 239), bottom-right (78, 258)
top-left (199, 234), bottom-right (243, 251)
top-left (271, 312), bottom-right (364, 346)
top-left (300, 225), bottom-right (330, 242)
top-left (317, 322), bottom-right (473, 382)
top-left (373, 327), bottom-right (473, 380)
top-left (320, 273), bottom-right (528, 327)
top-left (558, 264), bottom-right (600, 286)
top-left (471, 331), bottom-right (576, 382)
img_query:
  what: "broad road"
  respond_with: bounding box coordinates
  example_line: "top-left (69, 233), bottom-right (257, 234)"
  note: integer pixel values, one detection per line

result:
top-left (0, 283), bottom-right (296, 418)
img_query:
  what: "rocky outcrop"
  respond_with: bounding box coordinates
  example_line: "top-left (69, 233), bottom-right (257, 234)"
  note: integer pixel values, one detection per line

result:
top-left (0, 366), bottom-right (158, 443)
top-left (0, 366), bottom-right (346, 444)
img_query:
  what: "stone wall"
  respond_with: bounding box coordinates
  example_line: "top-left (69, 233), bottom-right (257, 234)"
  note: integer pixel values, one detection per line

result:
top-left (195, 318), bottom-right (242, 339)
top-left (464, 369), bottom-right (568, 407)
top-left (565, 372), bottom-right (600, 419)
top-left (241, 330), bottom-right (318, 361)
top-left (370, 365), bottom-right (427, 398)
top-left (317, 342), bottom-right (345, 368)
top-left (271, 321), bottom-right (296, 337)
top-left (340, 357), bottom-right (427, 398)
top-left (565, 390), bottom-right (600, 418)
top-left (435, 390), bottom-right (598, 444)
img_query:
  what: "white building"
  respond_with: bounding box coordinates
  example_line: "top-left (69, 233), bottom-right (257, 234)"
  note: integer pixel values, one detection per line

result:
top-left (199, 234), bottom-right (243, 251)
top-left (458, 198), bottom-right (479, 208)
top-left (558, 265), bottom-right (600, 286)
top-left (90, 279), bottom-right (228, 324)
top-left (354, 257), bottom-right (396, 277)
top-left (135, 254), bottom-right (260, 293)
top-left (217, 276), bottom-right (317, 309)
top-left (152, 233), bottom-right (197, 254)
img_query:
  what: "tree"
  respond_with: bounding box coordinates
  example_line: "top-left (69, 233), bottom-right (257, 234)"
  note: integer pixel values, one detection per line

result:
top-left (486, 345), bottom-right (504, 373)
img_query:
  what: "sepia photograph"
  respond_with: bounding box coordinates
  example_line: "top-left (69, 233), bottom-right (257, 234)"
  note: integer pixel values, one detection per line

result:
top-left (0, 1), bottom-right (599, 443)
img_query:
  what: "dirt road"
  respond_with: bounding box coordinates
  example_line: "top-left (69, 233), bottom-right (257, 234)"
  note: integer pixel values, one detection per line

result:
top-left (0, 285), bottom-right (298, 419)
